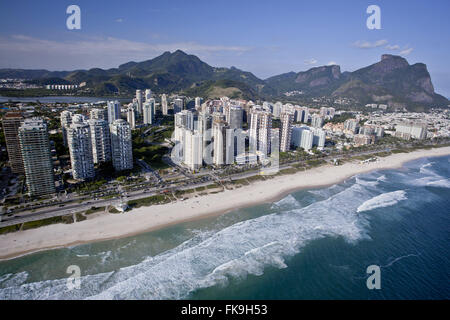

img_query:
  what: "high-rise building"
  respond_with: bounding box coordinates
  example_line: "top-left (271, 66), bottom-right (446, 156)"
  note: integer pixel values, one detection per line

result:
top-left (145, 89), bottom-right (152, 102)
top-left (173, 98), bottom-right (183, 114)
top-left (395, 122), bottom-right (427, 140)
top-left (195, 97), bottom-right (202, 109)
top-left (212, 120), bottom-right (228, 166)
top-left (161, 94), bottom-right (168, 115)
top-left (136, 90), bottom-right (143, 115)
top-left (300, 129), bottom-right (314, 151)
top-left (2, 112), bottom-right (24, 174)
top-left (344, 119), bottom-right (360, 134)
top-left (110, 119), bottom-right (133, 171)
top-left (197, 112), bottom-right (213, 151)
top-left (228, 105), bottom-right (243, 129)
top-left (280, 112), bottom-right (294, 152)
top-left (311, 114), bottom-right (324, 128)
top-left (90, 108), bottom-right (108, 121)
top-left (67, 121), bottom-right (95, 180)
top-left (71, 113), bottom-right (86, 124)
top-left (272, 102), bottom-right (282, 118)
top-left (89, 119), bottom-right (111, 164)
top-left (175, 110), bottom-right (195, 130)
top-left (107, 100), bottom-right (121, 124)
top-left (311, 127), bottom-right (326, 148)
top-left (291, 126), bottom-right (307, 148)
top-left (359, 125), bottom-right (376, 136)
top-left (18, 118), bottom-right (55, 196)
top-left (294, 106), bottom-right (307, 123)
top-left (292, 126), bottom-right (325, 150)
top-left (249, 109), bottom-right (272, 156)
top-left (60, 110), bottom-right (73, 147)
top-left (184, 129), bottom-right (203, 171)
top-left (320, 107), bottom-right (335, 120)
top-left (143, 101), bottom-right (154, 125)
top-left (303, 108), bottom-right (310, 124)
top-left (127, 105), bottom-right (136, 129)
top-left (225, 128), bottom-right (245, 165)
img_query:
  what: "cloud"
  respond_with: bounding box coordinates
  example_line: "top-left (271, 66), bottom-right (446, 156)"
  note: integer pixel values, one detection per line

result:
top-left (304, 58), bottom-right (318, 65)
top-left (115, 18), bottom-right (124, 23)
top-left (0, 34), bottom-right (251, 70)
top-left (385, 44), bottom-right (400, 50)
top-left (327, 61), bottom-right (337, 66)
top-left (353, 39), bottom-right (388, 49)
top-left (399, 47), bottom-right (413, 55)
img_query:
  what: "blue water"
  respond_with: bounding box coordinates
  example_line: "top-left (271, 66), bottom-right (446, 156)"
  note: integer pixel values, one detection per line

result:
top-left (0, 156), bottom-right (449, 299)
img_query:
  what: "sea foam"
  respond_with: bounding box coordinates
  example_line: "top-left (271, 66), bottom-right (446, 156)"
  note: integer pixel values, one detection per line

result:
top-left (0, 181), bottom-right (375, 300)
top-left (357, 190), bottom-right (407, 213)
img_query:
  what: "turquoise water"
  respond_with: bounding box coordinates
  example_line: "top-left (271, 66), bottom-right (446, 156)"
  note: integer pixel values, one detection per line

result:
top-left (0, 156), bottom-right (449, 299)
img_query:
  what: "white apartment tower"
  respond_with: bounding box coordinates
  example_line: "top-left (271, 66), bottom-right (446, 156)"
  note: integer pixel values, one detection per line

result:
top-left (143, 101), bottom-right (154, 125)
top-left (272, 102), bottom-right (282, 118)
top-left (110, 119), bottom-right (133, 171)
top-left (89, 119), bottom-right (111, 164)
top-left (18, 118), bottom-right (55, 196)
top-left (311, 114), bottom-right (324, 128)
top-left (312, 128), bottom-right (326, 148)
top-left (67, 121), bottom-right (95, 180)
top-left (107, 100), bottom-right (121, 124)
top-left (184, 129), bottom-right (203, 171)
top-left (161, 94), bottom-right (168, 115)
top-left (228, 105), bottom-right (243, 129)
top-left (127, 105), bottom-right (136, 129)
top-left (90, 108), bottom-right (108, 121)
top-left (136, 90), bottom-right (143, 115)
top-left (249, 110), bottom-right (272, 156)
top-left (145, 89), bottom-right (152, 102)
top-left (213, 121), bottom-right (227, 166)
top-left (60, 110), bottom-right (73, 146)
top-left (195, 97), bottom-right (202, 109)
top-left (300, 129), bottom-right (314, 151)
top-left (173, 98), bottom-right (183, 114)
top-left (280, 111), bottom-right (294, 152)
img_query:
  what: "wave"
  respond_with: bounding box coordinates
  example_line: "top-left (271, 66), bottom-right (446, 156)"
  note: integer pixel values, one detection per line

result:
top-left (419, 162), bottom-right (434, 174)
top-left (271, 194), bottom-right (300, 209)
top-left (357, 190), bottom-right (407, 213)
top-left (381, 253), bottom-right (421, 268)
top-left (0, 182), bottom-right (374, 300)
top-left (355, 176), bottom-right (379, 187)
top-left (413, 162), bottom-right (450, 188)
top-left (0, 272), bottom-right (28, 289)
top-left (426, 179), bottom-right (450, 188)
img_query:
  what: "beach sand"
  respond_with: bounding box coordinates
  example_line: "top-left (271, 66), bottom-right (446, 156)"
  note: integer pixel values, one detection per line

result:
top-left (1, 146), bottom-right (449, 260)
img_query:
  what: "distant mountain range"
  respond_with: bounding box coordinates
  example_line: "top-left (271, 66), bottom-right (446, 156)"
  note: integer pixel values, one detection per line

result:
top-left (0, 50), bottom-right (448, 108)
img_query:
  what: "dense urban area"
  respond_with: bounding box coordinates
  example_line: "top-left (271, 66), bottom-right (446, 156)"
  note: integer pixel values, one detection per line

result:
top-left (0, 88), bottom-right (449, 233)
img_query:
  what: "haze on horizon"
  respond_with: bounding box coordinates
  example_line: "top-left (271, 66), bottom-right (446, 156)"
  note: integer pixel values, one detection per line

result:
top-left (0, 0), bottom-right (449, 98)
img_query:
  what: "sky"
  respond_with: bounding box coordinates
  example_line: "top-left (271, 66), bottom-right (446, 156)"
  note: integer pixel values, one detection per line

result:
top-left (0, 0), bottom-right (449, 98)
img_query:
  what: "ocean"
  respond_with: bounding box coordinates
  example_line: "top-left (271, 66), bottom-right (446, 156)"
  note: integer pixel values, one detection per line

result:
top-left (0, 155), bottom-right (449, 300)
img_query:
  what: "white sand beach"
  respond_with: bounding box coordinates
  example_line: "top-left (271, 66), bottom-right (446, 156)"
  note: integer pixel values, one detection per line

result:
top-left (1, 146), bottom-right (449, 260)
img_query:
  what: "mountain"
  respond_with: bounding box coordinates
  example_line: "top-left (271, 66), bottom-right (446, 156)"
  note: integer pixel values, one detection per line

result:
top-left (0, 50), bottom-right (270, 97)
top-left (265, 65), bottom-right (343, 96)
top-left (265, 55), bottom-right (448, 107)
top-left (183, 79), bottom-right (260, 101)
top-left (0, 52), bottom-right (447, 108)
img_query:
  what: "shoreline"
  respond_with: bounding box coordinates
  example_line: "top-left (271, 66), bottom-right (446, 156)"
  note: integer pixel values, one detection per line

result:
top-left (1, 146), bottom-right (450, 261)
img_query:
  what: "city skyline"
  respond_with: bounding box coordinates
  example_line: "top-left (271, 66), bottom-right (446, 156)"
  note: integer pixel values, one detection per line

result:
top-left (0, 0), bottom-right (449, 98)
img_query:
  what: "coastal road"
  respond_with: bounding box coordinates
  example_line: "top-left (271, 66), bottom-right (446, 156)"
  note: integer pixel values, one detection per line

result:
top-left (0, 146), bottom-right (395, 228)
